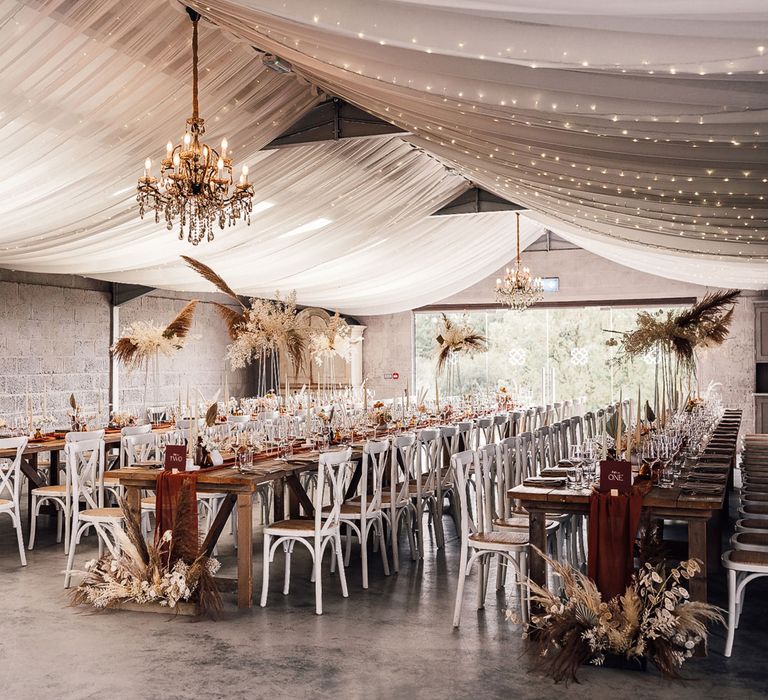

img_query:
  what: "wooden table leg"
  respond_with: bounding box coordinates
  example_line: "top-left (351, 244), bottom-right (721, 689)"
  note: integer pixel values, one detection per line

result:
top-left (529, 509), bottom-right (547, 604)
top-left (201, 494), bottom-right (237, 556)
top-left (286, 473), bottom-right (314, 517)
top-left (688, 517), bottom-right (708, 603)
top-left (236, 493), bottom-right (253, 609)
top-left (273, 478), bottom-right (285, 521)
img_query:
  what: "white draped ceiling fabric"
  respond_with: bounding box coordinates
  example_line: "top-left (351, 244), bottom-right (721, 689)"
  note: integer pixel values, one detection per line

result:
top-left (1, 0), bottom-right (768, 313)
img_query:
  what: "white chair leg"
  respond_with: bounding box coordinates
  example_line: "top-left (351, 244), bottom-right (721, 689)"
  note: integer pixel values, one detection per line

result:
top-left (283, 541), bottom-right (292, 595)
top-left (415, 499), bottom-right (425, 558)
top-left (11, 512), bottom-right (27, 566)
top-left (63, 505), bottom-right (71, 556)
top-left (336, 532), bottom-right (349, 598)
top-left (496, 557), bottom-right (507, 591)
top-left (377, 518), bottom-right (390, 576)
top-left (260, 534), bottom-right (271, 607)
top-left (361, 520), bottom-right (369, 589)
top-left (314, 545), bottom-right (323, 615)
top-left (64, 522), bottom-right (80, 589)
top-left (477, 554), bottom-right (487, 609)
top-left (725, 569), bottom-right (736, 657)
top-left (452, 542), bottom-right (469, 627)
top-left (407, 507), bottom-right (418, 560)
top-left (390, 508), bottom-right (400, 573)
top-left (28, 497), bottom-right (38, 550)
top-left (344, 523), bottom-right (352, 567)
top-left (56, 506), bottom-right (62, 544)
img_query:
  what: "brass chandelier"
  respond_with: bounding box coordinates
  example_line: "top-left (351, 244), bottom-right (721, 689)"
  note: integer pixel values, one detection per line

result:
top-left (495, 212), bottom-right (544, 311)
top-left (137, 8), bottom-right (254, 245)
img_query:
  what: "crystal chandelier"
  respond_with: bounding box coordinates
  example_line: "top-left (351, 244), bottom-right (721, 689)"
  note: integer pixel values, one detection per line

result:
top-left (137, 8), bottom-right (254, 245)
top-left (495, 212), bottom-right (544, 311)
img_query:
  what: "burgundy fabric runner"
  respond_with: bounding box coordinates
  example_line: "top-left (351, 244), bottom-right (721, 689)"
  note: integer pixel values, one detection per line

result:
top-left (587, 482), bottom-right (649, 601)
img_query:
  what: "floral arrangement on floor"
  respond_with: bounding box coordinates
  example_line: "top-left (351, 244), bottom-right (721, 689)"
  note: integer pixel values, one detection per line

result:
top-left (516, 553), bottom-right (723, 682)
top-left (435, 313), bottom-right (488, 373)
top-left (112, 300), bottom-right (198, 369)
top-left (71, 493), bottom-right (222, 616)
top-left (182, 256), bottom-right (306, 372)
top-left (309, 313), bottom-right (354, 366)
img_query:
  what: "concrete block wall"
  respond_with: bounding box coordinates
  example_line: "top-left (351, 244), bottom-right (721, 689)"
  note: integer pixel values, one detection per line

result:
top-left (359, 247), bottom-right (759, 429)
top-left (0, 271), bottom-right (248, 425)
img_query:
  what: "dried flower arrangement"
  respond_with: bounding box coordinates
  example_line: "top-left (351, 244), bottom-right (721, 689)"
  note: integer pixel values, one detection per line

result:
top-left (309, 313), bottom-right (354, 366)
top-left (435, 313), bottom-right (488, 374)
top-left (182, 256), bottom-right (307, 372)
top-left (71, 493), bottom-right (222, 616)
top-left (606, 290), bottom-right (739, 414)
top-left (516, 553), bottom-right (723, 682)
top-left (112, 301), bottom-right (198, 369)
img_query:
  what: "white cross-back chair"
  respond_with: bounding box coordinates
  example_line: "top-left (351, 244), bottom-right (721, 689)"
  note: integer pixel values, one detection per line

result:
top-left (0, 437), bottom-right (28, 566)
top-left (28, 430), bottom-right (103, 553)
top-left (414, 428), bottom-right (444, 551)
top-left (332, 439), bottom-right (390, 588)
top-left (261, 448), bottom-right (352, 614)
top-left (64, 431), bottom-right (124, 588)
top-left (452, 447), bottom-right (529, 628)
top-left (382, 433), bottom-right (419, 570)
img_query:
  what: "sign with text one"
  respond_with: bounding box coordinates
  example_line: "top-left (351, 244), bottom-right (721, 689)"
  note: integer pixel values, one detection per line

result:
top-left (598, 459), bottom-right (632, 494)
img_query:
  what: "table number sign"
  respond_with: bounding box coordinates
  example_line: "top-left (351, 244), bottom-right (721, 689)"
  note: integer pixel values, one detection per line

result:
top-left (164, 444), bottom-right (187, 471)
top-left (599, 459), bottom-right (632, 495)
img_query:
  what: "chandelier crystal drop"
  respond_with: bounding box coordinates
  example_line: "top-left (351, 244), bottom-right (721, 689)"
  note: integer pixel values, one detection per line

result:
top-left (495, 212), bottom-right (544, 311)
top-left (137, 9), bottom-right (254, 245)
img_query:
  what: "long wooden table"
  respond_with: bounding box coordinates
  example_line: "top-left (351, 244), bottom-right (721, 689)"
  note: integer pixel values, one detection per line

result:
top-left (509, 411), bottom-right (741, 604)
top-left (111, 448), bottom-right (363, 609)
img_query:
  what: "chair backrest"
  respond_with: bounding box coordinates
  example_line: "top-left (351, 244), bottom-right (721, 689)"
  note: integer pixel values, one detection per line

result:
top-left (508, 411), bottom-right (523, 438)
top-left (533, 426), bottom-right (555, 473)
top-left (390, 433), bottom-right (416, 507)
top-left (456, 421), bottom-right (474, 451)
top-left (495, 436), bottom-right (518, 520)
top-left (315, 447), bottom-right (353, 535)
top-left (119, 424), bottom-right (152, 467)
top-left (123, 432), bottom-right (160, 467)
top-left (517, 431), bottom-right (535, 480)
top-left (65, 433), bottom-right (105, 512)
top-left (584, 411), bottom-right (596, 438)
top-left (493, 413), bottom-right (509, 442)
top-left (553, 402), bottom-right (563, 422)
top-left (356, 439), bottom-right (389, 515)
top-left (569, 415), bottom-right (584, 447)
top-left (451, 449), bottom-right (478, 540)
top-left (0, 437), bottom-right (27, 507)
top-left (475, 417), bottom-right (493, 448)
top-left (415, 428), bottom-right (441, 493)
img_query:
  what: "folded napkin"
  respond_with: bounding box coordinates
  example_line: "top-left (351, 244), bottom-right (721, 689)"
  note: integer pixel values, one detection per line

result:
top-left (680, 483), bottom-right (723, 495)
top-left (541, 467), bottom-right (570, 477)
top-left (524, 476), bottom-right (566, 488)
top-left (687, 472), bottom-right (726, 483)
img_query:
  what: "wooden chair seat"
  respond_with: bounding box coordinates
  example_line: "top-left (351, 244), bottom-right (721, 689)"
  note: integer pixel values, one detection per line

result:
top-left (264, 519), bottom-right (316, 536)
top-left (31, 484), bottom-right (69, 496)
top-left (78, 507), bottom-right (124, 522)
top-left (0, 498), bottom-right (11, 509)
top-left (494, 515), bottom-right (559, 530)
top-left (724, 549), bottom-right (768, 569)
top-left (141, 496), bottom-right (156, 509)
top-left (469, 530), bottom-right (528, 550)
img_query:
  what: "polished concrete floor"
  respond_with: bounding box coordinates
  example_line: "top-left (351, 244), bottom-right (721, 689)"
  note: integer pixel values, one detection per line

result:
top-left (1, 502), bottom-right (767, 700)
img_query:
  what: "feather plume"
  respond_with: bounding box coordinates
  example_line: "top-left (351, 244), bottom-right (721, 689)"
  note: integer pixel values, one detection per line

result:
top-left (182, 255), bottom-right (244, 308)
top-left (69, 393), bottom-right (77, 410)
top-left (120, 499), bottom-right (149, 566)
top-left (163, 300), bottom-right (197, 341)
top-left (205, 402), bottom-right (217, 428)
top-left (167, 481), bottom-right (199, 567)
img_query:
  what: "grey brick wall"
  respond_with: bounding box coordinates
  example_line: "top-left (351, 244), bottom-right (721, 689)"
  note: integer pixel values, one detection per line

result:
top-left (0, 273), bottom-right (248, 424)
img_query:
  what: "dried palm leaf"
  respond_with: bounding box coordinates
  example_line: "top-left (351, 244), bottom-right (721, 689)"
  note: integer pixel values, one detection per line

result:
top-left (205, 402), bottom-right (217, 428)
top-left (119, 498), bottom-right (149, 566)
top-left (167, 480), bottom-right (199, 567)
top-left (675, 289), bottom-right (740, 331)
top-left (435, 313), bottom-right (488, 374)
top-left (182, 255), bottom-right (244, 308)
top-left (69, 393), bottom-right (77, 410)
top-left (213, 301), bottom-right (246, 340)
top-left (111, 337), bottom-right (140, 367)
top-left (284, 327), bottom-right (306, 372)
top-left (163, 300), bottom-right (198, 341)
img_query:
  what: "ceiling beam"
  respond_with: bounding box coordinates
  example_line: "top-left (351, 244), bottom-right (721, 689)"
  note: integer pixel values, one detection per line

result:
top-left (430, 187), bottom-right (526, 216)
top-left (262, 97), bottom-right (408, 149)
top-left (112, 282), bottom-right (155, 307)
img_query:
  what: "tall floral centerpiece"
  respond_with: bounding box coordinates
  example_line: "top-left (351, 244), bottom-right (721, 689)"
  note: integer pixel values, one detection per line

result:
top-left (183, 257), bottom-right (307, 395)
top-left (435, 313), bottom-right (488, 397)
top-left (607, 290), bottom-right (739, 421)
top-left (112, 301), bottom-right (197, 419)
top-left (309, 313), bottom-right (356, 392)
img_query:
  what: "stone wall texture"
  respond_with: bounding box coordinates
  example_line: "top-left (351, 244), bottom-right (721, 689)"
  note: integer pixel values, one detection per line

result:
top-left (358, 246), bottom-right (761, 431)
top-left (0, 271), bottom-right (247, 424)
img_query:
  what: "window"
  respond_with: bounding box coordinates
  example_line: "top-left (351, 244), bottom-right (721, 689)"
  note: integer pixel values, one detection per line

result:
top-left (414, 304), bottom-right (685, 406)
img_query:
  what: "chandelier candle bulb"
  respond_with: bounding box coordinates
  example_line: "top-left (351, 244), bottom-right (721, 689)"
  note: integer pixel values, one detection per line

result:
top-left (221, 138), bottom-right (227, 158)
top-left (166, 141), bottom-right (173, 157)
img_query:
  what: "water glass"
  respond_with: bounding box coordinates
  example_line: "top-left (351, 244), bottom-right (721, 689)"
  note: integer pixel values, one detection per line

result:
top-left (566, 466), bottom-right (583, 490)
top-left (658, 462), bottom-right (675, 488)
